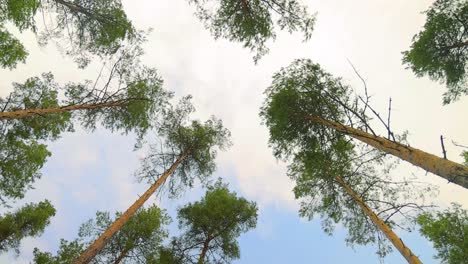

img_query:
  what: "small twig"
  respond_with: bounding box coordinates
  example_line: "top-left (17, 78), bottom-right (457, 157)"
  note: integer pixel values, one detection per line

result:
top-left (387, 98), bottom-right (392, 140)
top-left (440, 135), bottom-right (447, 159)
top-left (452, 140), bottom-right (468, 149)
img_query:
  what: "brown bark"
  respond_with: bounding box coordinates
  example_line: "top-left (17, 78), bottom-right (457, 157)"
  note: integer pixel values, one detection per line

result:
top-left (113, 247), bottom-right (130, 264)
top-left (73, 149), bottom-right (191, 264)
top-left (335, 176), bottom-right (422, 264)
top-left (197, 236), bottom-right (211, 264)
top-left (305, 115), bottom-right (468, 189)
top-left (0, 101), bottom-right (126, 120)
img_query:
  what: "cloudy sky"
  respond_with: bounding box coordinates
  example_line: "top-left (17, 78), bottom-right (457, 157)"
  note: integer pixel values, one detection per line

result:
top-left (1, 0), bottom-right (467, 263)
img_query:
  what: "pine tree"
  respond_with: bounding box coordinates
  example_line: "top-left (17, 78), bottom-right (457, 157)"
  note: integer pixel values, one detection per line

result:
top-left (153, 181), bottom-right (258, 264)
top-left (74, 97), bottom-right (231, 263)
top-left (260, 59), bottom-right (468, 189)
top-left (261, 59), bottom-right (436, 262)
top-left (34, 205), bottom-right (170, 264)
top-left (0, 47), bottom-right (170, 202)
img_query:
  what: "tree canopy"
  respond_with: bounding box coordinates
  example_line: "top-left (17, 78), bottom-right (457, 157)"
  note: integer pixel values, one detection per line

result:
top-left (187, 0), bottom-right (315, 62)
top-left (162, 181), bottom-right (258, 264)
top-left (416, 204), bottom-right (468, 264)
top-left (33, 205), bottom-right (169, 264)
top-left (0, 46), bottom-right (170, 202)
top-left (0, 200), bottom-right (55, 254)
top-left (260, 59), bottom-right (435, 258)
top-left (402, 0), bottom-right (468, 104)
top-left (0, 0), bottom-right (136, 68)
top-left (137, 96), bottom-right (232, 197)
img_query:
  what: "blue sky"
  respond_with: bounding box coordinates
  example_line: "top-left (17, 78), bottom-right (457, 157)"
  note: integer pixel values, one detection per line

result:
top-left (1, 0), bottom-right (467, 263)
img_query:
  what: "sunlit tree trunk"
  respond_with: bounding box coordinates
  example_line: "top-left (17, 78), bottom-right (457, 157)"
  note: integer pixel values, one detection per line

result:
top-left (305, 115), bottom-right (468, 189)
top-left (334, 176), bottom-right (422, 264)
top-left (0, 101), bottom-right (126, 120)
top-left (73, 149), bottom-right (191, 264)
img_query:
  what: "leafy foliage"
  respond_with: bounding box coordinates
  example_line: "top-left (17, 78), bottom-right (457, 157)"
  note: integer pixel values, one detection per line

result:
top-left (0, 200), bottom-right (55, 254)
top-left (0, 73), bottom-right (72, 202)
top-left (79, 205), bottom-right (170, 263)
top-left (33, 239), bottom-right (84, 264)
top-left (33, 205), bottom-right (169, 264)
top-left (260, 59), bottom-right (434, 257)
top-left (165, 181), bottom-right (257, 264)
top-left (416, 203), bottom-right (468, 264)
top-left (402, 0), bottom-right (468, 104)
top-left (137, 96), bottom-right (231, 197)
top-left (0, 0), bottom-right (135, 68)
top-left (0, 27), bottom-right (28, 69)
top-left (188, 0), bottom-right (315, 62)
top-left (0, 48), bottom-right (170, 202)
top-left (462, 150), bottom-right (468, 166)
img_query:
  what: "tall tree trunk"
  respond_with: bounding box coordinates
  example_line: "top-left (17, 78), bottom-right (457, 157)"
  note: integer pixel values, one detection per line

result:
top-left (197, 236), bottom-right (211, 264)
top-left (113, 247), bottom-right (130, 264)
top-left (73, 149), bottom-right (191, 264)
top-left (0, 101), bottom-right (126, 120)
top-left (335, 176), bottom-right (422, 264)
top-left (304, 115), bottom-right (468, 189)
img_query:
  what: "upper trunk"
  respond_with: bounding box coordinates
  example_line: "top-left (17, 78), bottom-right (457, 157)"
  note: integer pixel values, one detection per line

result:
top-left (305, 114), bottom-right (468, 189)
top-left (0, 101), bottom-right (126, 120)
top-left (197, 236), bottom-right (212, 264)
top-left (335, 175), bottom-right (422, 264)
top-left (73, 149), bottom-right (191, 264)
top-left (113, 247), bottom-right (130, 264)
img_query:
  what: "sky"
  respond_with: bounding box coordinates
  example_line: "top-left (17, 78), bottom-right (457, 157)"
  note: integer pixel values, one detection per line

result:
top-left (0, 0), bottom-right (467, 263)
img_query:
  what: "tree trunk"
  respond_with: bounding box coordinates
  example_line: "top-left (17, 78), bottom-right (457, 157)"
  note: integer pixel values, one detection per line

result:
top-left (335, 176), bottom-right (422, 264)
top-left (0, 101), bottom-right (126, 120)
top-left (197, 236), bottom-right (211, 264)
top-left (113, 247), bottom-right (130, 264)
top-left (73, 149), bottom-right (191, 264)
top-left (304, 115), bottom-right (468, 189)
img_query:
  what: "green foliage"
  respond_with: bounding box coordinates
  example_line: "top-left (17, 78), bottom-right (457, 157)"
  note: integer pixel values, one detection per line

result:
top-left (33, 239), bottom-right (84, 264)
top-left (188, 0), bottom-right (315, 62)
top-left (33, 205), bottom-right (169, 263)
top-left (416, 203), bottom-right (468, 264)
top-left (462, 151), bottom-right (468, 166)
top-left (0, 200), bottom-right (55, 254)
top-left (169, 181), bottom-right (257, 264)
top-left (0, 49), bottom-right (170, 201)
top-left (138, 96), bottom-right (231, 196)
top-left (260, 59), bottom-right (353, 161)
top-left (0, 28), bottom-right (28, 68)
top-left (0, 0), bottom-right (135, 68)
top-left (66, 47), bottom-right (171, 143)
top-left (402, 0), bottom-right (468, 104)
top-left (78, 205), bottom-right (170, 263)
top-left (0, 73), bottom-right (72, 201)
top-left (260, 59), bottom-right (434, 258)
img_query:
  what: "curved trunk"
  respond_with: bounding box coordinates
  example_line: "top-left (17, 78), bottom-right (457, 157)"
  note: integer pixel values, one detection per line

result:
top-left (305, 115), bottom-right (468, 189)
top-left (335, 176), bottom-right (422, 264)
top-left (0, 101), bottom-right (126, 120)
top-left (73, 149), bottom-right (191, 264)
